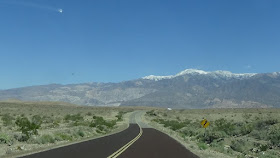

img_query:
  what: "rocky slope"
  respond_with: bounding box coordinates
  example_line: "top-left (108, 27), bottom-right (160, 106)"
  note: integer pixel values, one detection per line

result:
top-left (1, 69), bottom-right (280, 108)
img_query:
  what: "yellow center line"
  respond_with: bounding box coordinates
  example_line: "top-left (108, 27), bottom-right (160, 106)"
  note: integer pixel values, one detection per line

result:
top-left (107, 123), bottom-right (143, 158)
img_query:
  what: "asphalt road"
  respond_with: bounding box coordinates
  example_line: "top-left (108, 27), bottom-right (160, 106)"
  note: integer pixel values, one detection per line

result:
top-left (19, 111), bottom-right (199, 158)
top-left (19, 124), bottom-right (139, 158)
top-left (119, 128), bottom-right (199, 158)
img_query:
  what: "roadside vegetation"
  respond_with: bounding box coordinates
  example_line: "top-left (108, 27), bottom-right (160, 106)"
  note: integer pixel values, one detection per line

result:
top-left (0, 101), bottom-right (134, 157)
top-left (145, 109), bottom-right (280, 158)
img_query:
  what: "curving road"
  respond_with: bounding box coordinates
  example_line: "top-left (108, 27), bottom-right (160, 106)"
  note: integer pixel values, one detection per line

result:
top-left (19, 124), bottom-right (139, 158)
top-left (118, 110), bottom-right (199, 158)
top-left (118, 128), bottom-right (199, 158)
top-left (19, 111), bottom-right (199, 158)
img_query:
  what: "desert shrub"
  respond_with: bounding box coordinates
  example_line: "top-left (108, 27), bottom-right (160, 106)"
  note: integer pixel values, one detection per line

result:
top-left (37, 134), bottom-right (55, 144)
top-left (198, 130), bottom-right (227, 144)
top-left (64, 113), bottom-right (83, 122)
top-left (104, 120), bottom-right (117, 128)
top-left (191, 120), bottom-right (204, 128)
top-left (214, 118), bottom-right (235, 136)
top-left (50, 118), bottom-right (61, 127)
top-left (90, 116), bottom-right (106, 127)
top-left (86, 112), bottom-right (92, 116)
top-left (197, 142), bottom-right (208, 150)
top-left (242, 113), bottom-right (252, 120)
top-left (77, 130), bottom-right (85, 137)
top-left (116, 111), bottom-right (125, 121)
top-left (146, 110), bottom-right (157, 116)
top-left (90, 117), bottom-right (100, 126)
top-left (15, 116), bottom-right (41, 141)
top-left (209, 141), bottom-right (230, 154)
top-left (264, 119), bottom-right (278, 126)
top-left (258, 150), bottom-right (280, 158)
top-left (240, 123), bottom-right (254, 135)
top-left (255, 120), bottom-right (268, 130)
top-left (259, 144), bottom-right (268, 151)
top-left (42, 116), bottom-right (55, 124)
top-left (90, 116), bottom-right (116, 132)
top-left (249, 119), bottom-right (279, 141)
top-left (180, 128), bottom-right (197, 137)
top-left (54, 133), bottom-right (72, 141)
top-left (163, 120), bottom-right (185, 130)
top-left (254, 119), bottom-right (278, 130)
top-left (72, 120), bottom-right (90, 127)
top-left (1, 114), bottom-right (15, 126)
top-left (267, 124), bottom-right (280, 146)
top-left (0, 133), bottom-right (13, 145)
top-left (230, 139), bottom-right (247, 153)
top-left (153, 119), bottom-right (190, 131)
top-left (96, 129), bottom-right (103, 134)
top-left (65, 114), bottom-right (85, 127)
top-left (250, 129), bottom-right (268, 140)
top-left (236, 154), bottom-right (246, 158)
top-left (13, 133), bottom-right (22, 142)
top-left (32, 115), bottom-right (42, 125)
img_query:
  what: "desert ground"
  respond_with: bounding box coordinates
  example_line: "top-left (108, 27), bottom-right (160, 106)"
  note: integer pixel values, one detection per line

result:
top-left (0, 101), bottom-right (279, 158)
top-left (143, 108), bottom-right (280, 158)
top-left (0, 101), bottom-right (144, 158)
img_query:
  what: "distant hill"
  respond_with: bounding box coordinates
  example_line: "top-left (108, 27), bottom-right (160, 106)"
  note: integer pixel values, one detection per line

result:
top-left (1, 69), bottom-right (280, 109)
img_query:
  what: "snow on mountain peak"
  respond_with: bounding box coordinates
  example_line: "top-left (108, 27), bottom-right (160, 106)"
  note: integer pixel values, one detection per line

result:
top-left (211, 70), bottom-right (256, 78)
top-left (142, 75), bottom-right (173, 81)
top-left (142, 69), bottom-right (257, 81)
top-left (270, 72), bottom-right (280, 78)
top-left (175, 69), bottom-right (208, 76)
top-left (272, 72), bottom-right (280, 76)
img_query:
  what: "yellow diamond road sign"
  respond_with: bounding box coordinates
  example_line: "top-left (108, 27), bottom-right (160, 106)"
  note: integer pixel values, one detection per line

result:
top-left (201, 119), bottom-right (210, 128)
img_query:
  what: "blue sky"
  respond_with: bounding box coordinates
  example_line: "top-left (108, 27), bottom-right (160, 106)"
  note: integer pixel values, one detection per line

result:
top-left (0, 0), bottom-right (280, 89)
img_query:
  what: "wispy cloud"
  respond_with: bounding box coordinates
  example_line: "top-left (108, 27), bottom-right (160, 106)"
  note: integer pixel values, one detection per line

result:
top-left (0, 0), bottom-right (62, 13)
top-left (245, 65), bottom-right (252, 69)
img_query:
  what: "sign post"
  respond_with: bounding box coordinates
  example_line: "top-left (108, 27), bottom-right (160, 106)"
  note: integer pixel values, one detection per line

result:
top-left (200, 119), bottom-right (210, 137)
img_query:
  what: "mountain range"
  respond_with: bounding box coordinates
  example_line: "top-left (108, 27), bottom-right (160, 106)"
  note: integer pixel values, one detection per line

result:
top-left (1, 69), bottom-right (280, 109)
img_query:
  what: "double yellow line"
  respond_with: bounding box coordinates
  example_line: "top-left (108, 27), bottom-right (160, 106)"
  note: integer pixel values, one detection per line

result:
top-left (107, 124), bottom-right (143, 158)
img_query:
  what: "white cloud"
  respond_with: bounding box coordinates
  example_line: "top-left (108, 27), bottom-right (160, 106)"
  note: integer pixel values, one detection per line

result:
top-left (245, 65), bottom-right (252, 69)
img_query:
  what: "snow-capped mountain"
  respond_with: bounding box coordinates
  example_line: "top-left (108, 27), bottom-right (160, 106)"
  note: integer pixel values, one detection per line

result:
top-left (142, 69), bottom-right (257, 81)
top-left (1, 69), bottom-right (280, 109)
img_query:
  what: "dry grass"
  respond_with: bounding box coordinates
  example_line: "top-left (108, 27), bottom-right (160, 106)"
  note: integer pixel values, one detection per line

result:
top-left (0, 101), bottom-right (141, 158)
top-left (2, 100), bottom-right (279, 158)
top-left (143, 108), bottom-right (280, 158)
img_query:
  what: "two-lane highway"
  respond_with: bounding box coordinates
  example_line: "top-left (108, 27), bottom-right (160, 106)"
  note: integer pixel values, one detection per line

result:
top-left (118, 128), bottom-right (199, 158)
top-left (19, 111), bottom-right (199, 158)
top-left (118, 111), bottom-right (199, 158)
top-left (20, 124), bottom-right (140, 158)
